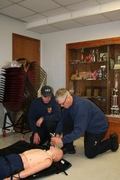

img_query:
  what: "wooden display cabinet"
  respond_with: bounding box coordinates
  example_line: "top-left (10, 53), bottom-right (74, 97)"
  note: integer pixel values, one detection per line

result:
top-left (105, 115), bottom-right (120, 143)
top-left (66, 37), bottom-right (120, 114)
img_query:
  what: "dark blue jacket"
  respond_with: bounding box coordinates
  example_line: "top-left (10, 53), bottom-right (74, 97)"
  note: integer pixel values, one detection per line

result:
top-left (55, 96), bottom-right (108, 144)
top-left (29, 96), bottom-right (61, 133)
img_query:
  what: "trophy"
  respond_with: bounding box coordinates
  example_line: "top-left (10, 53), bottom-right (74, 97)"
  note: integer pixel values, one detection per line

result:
top-left (96, 49), bottom-right (99, 62)
top-left (111, 73), bottom-right (119, 115)
top-left (91, 49), bottom-right (95, 62)
top-left (80, 48), bottom-right (84, 62)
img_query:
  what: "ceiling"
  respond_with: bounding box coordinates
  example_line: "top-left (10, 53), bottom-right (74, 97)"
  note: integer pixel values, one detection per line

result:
top-left (0, 0), bottom-right (120, 34)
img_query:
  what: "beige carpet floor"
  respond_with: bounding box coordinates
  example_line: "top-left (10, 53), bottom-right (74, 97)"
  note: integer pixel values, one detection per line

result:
top-left (0, 132), bottom-right (120, 180)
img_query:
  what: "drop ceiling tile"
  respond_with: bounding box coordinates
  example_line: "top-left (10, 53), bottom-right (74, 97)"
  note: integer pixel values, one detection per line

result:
top-left (21, 14), bottom-right (46, 22)
top-left (0, 0), bottom-right (120, 34)
top-left (48, 12), bottom-right (71, 24)
top-left (29, 25), bottom-right (60, 34)
top-left (41, 7), bottom-right (69, 17)
top-left (0, 4), bottom-right (35, 18)
top-left (54, 0), bottom-right (84, 6)
top-left (66, 0), bottom-right (99, 11)
top-left (97, 0), bottom-right (114, 3)
top-left (52, 20), bottom-right (83, 30)
top-left (10, 0), bottom-right (24, 3)
top-left (103, 10), bottom-right (120, 21)
top-left (0, 0), bottom-right (13, 9)
top-left (19, 0), bottom-right (61, 13)
top-left (75, 14), bottom-right (110, 25)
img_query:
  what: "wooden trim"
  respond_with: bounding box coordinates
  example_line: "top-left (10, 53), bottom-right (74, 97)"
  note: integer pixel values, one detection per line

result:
top-left (66, 37), bottom-right (120, 49)
top-left (104, 115), bottom-right (120, 143)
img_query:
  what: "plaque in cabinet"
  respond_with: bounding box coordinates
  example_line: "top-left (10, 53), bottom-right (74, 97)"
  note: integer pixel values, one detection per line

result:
top-left (109, 58), bottom-right (114, 70)
top-left (100, 53), bottom-right (108, 62)
top-left (85, 86), bottom-right (92, 97)
top-left (101, 87), bottom-right (107, 97)
top-left (93, 87), bottom-right (100, 97)
top-left (117, 54), bottom-right (120, 64)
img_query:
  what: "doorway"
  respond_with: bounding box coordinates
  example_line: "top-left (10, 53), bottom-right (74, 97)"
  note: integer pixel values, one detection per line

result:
top-left (11, 34), bottom-right (41, 133)
top-left (12, 33), bottom-right (40, 64)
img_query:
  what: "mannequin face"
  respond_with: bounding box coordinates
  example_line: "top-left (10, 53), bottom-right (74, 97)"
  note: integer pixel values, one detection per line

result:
top-left (50, 146), bottom-right (63, 162)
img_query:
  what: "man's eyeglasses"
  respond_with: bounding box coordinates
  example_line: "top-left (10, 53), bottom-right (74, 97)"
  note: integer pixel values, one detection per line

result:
top-left (61, 95), bottom-right (68, 106)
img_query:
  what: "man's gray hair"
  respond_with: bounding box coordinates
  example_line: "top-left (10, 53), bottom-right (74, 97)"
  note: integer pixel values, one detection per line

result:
top-left (55, 88), bottom-right (70, 101)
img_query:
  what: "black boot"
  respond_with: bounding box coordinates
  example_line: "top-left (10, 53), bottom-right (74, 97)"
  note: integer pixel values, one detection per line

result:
top-left (110, 133), bottom-right (119, 152)
top-left (61, 146), bottom-right (76, 154)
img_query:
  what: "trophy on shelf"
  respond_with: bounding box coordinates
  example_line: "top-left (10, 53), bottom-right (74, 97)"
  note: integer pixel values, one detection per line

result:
top-left (91, 49), bottom-right (95, 62)
top-left (96, 49), bottom-right (99, 62)
top-left (80, 48), bottom-right (84, 62)
top-left (111, 73), bottom-right (119, 115)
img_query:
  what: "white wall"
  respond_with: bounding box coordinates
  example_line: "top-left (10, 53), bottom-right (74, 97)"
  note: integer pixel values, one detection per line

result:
top-left (0, 14), bottom-right (41, 67)
top-left (41, 21), bottom-right (120, 93)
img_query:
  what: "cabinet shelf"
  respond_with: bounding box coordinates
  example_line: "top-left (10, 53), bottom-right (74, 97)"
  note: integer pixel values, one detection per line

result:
top-left (70, 60), bottom-right (107, 65)
top-left (66, 37), bottom-right (120, 114)
top-left (74, 79), bottom-right (107, 81)
top-left (83, 96), bottom-right (106, 99)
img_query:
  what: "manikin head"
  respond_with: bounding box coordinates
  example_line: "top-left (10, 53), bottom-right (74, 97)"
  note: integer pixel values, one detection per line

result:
top-left (49, 146), bottom-right (63, 162)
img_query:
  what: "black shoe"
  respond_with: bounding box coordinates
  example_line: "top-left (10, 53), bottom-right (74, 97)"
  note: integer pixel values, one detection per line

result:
top-left (110, 133), bottom-right (119, 152)
top-left (61, 146), bottom-right (76, 154)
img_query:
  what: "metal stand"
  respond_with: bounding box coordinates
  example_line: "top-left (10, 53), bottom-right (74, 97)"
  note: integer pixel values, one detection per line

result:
top-left (2, 112), bottom-right (30, 136)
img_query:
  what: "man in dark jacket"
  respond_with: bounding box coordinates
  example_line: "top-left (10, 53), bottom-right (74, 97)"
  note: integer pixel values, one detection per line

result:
top-left (29, 85), bottom-right (61, 145)
top-left (50, 88), bottom-right (119, 158)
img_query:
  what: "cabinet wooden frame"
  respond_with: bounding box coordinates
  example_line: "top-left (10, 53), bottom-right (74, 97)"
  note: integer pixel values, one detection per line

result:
top-left (66, 37), bottom-right (120, 114)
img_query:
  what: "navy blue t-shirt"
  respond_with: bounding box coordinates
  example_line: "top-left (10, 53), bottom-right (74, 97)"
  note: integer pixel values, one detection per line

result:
top-left (55, 96), bottom-right (108, 144)
top-left (29, 96), bottom-right (61, 133)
